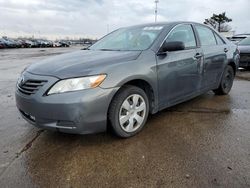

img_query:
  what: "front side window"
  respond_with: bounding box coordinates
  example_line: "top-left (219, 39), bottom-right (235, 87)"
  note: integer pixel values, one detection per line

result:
top-left (89, 26), bottom-right (164, 51)
top-left (196, 25), bottom-right (217, 46)
top-left (166, 24), bottom-right (196, 48)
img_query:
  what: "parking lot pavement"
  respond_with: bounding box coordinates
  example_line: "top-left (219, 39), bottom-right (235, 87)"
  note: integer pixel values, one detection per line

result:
top-left (0, 48), bottom-right (250, 188)
top-left (237, 69), bottom-right (250, 81)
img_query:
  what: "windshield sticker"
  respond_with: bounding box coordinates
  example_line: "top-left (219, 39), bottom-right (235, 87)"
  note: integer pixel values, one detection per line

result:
top-left (143, 26), bottom-right (163, 31)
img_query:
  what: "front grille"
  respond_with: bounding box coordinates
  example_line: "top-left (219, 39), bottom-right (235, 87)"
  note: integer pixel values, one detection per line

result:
top-left (17, 79), bottom-right (47, 95)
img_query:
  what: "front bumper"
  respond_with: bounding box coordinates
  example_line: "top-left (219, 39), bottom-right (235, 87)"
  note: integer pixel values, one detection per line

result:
top-left (15, 72), bottom-right (119, 134)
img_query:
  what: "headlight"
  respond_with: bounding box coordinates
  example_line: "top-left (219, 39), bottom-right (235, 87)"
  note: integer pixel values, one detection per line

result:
top-left (47, 74), bottom-right (106, 95)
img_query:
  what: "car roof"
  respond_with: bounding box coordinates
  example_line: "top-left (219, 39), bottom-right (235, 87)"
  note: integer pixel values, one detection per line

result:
top-left (126, 21), bottom-right (203, 29)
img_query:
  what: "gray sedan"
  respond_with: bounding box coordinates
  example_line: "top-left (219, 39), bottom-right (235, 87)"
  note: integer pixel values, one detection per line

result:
top-left (16, 22), bottom-right (240, 138)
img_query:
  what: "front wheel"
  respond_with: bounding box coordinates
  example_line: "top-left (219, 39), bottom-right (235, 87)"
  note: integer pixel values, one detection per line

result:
top-left (213, 65), bottom-right (235, 95)
top-left (108, 85), bottom-right (149, 138)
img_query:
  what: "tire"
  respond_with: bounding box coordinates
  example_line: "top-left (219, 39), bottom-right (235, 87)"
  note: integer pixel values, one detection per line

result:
top-left (108, 85), bottom-right (149, 138)
top-left (213, 65), bottom-right (235, 95)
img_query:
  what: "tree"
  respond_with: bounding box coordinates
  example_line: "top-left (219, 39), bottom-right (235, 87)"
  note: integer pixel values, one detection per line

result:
top-left (219, 24), bottom-right (232, 32)
top-left (204, 12), bottom-right (232, 32)
top-left (204, 18), bottom-right (217, 29)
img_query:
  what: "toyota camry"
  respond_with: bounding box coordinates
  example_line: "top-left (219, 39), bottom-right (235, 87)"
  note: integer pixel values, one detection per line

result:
top-left (16, 22), bottom-right (240, 138)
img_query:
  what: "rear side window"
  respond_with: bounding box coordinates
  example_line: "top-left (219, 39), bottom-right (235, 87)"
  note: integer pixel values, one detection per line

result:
top-left (166, 24), bottom-right (196, 48)
top-left (196, 25), bottom-right (217, 46)
top-left (214, 33), bottom-right (225, 45)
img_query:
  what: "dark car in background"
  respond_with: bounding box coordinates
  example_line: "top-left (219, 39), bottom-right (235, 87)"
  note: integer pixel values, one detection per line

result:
top-left (0, 38), bottom-right (6, 48)
top-left (22, 40), bottom-right (34, 48)
top-left (2, 38), bottom-right (17, 48)
top-left (16, 22), bottom-right (239, 137)
top-left (30, 39), bottom-right (40, 48)
top-left (13, 39), bottom-right (22, 48)
top-left (59, 40), bottom-right (71, 47)
top-left (238, 37), bottom-right (250, 70)
top-left (230, 34), bottom-right (250, 44)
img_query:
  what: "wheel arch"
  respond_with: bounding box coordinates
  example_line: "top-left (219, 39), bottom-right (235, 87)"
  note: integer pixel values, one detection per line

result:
top-left (109, 78), bottom-right (158, 115)
top-left (228, 60), bottom-right (237, 75)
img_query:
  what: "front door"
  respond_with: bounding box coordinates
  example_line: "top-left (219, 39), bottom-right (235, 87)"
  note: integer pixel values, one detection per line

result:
top-left (156, 24), bottom-right (203, 109)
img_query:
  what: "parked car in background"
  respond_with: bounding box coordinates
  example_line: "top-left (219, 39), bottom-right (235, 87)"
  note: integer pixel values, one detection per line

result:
top-left (83, 40), bottom-right (92, 45)
top-left (59, 40), bottom-right (70, 47)
top-left (47, 40), bottom-right (54, 47)
top-left (16, 22), bottom-right (240, 138)
top-left (0, 43), bottom-right (4, 49)
top-left (23, 40), bottom-right (34, 48)
top-left (0, 38), bottom-right (6, 48)
top-left (53, 41), bottom-right (61, 47)
top-left (35, 39), bottom-right (43, 47)
top-left (36, 39), bottom-right (53, 48)
top-left (230, 34), bottom-right (250, 44)
top-left (15, 40), bottom-right (25, 48)
top-left (238, 37), bottom-right (250, 70)
top-left (13, 39), bottom-right (22, 48)
top-left (2, 38), bottom-right (17, 48)
top-left (82, 40), bottom-right (93, 48)
top-left (54, 40), bottom-right (70, 47)
top-left (30, 39), bottom-right (40, 48)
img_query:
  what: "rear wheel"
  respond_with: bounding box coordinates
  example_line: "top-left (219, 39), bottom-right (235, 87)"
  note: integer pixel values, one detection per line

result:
top-left (213, 65), bottom-right (234, 95)
top-left (108, 85), bottom-right (149, 138)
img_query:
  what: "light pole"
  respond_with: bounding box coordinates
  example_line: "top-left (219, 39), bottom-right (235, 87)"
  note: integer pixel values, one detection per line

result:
top-left (155, 0), bottom-right (159, 22)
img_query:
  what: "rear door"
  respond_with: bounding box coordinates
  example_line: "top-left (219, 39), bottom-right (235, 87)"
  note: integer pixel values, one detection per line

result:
top-left (156, 24), bottom-right (203, 109)
top-left (194, 25), bottom-right (227, 90)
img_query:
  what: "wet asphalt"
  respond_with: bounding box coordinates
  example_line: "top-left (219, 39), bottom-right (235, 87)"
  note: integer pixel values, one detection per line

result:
top-left (0, 47), bottom-right (249, 188)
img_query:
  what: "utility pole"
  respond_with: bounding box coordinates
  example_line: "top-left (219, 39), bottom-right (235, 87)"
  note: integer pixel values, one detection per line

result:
top-left (154, 0), bottom-right (159, 22)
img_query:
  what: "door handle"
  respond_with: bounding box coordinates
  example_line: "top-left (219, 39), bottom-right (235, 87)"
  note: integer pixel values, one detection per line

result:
top-left (224, 48), bottom-right (228, 53)
top-left (194, 53), bottom-right (202, 59)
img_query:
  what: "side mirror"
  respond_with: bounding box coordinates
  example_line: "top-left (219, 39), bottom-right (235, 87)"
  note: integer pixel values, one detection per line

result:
top-left (159, 41), bottom-right (185, 54)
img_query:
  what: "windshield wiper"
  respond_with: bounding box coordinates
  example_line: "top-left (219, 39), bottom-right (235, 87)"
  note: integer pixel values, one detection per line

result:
top-left (81, 47), bottom-right (90, 50)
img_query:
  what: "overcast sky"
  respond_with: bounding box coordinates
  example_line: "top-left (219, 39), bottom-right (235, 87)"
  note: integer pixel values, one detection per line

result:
top-left (0, 0), bottom-right (249, 39)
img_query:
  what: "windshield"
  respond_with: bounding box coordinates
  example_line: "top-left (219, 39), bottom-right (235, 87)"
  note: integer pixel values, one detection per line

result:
top-left (89, 25), bottom-right (164, 51)
top-left (238, 37), bottom-right (250, 45)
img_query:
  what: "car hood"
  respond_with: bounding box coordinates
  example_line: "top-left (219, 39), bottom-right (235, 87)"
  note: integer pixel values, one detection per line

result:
top-left (27, 50), bottom-right (141, 79)
top-left (238, 45), bottom-right (250, 53)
